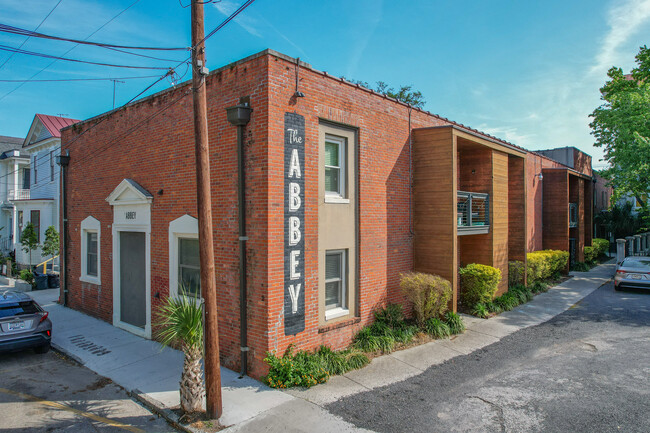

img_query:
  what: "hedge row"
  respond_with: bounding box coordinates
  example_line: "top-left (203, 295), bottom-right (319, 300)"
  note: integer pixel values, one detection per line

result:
top-left (527, 250), bottom-right (570, 284)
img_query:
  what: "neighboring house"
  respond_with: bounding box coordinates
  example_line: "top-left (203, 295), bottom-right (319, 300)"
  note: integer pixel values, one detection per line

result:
top-left (60, 49), bottom-right (596, 379)
top-left (0, 135), bottom-right (29, 255)
top-left (11, 114), bottom-right (78, 267)
top-left (593, 171), bottom-right (613, 239)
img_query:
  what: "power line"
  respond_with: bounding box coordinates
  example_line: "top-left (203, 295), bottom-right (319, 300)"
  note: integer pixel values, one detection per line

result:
top-left (198, 0), bottom-right (257, 48)
top-left (0, 0), bottom-right (63, 71)
top-left (0, 23), bottom-right (187, 51)
top-left (0, 44), bottom-right (173, 70)
top-left (0, 0), bottom-right (142, 102)
top-left (0, 75), bottom-right (161, 82)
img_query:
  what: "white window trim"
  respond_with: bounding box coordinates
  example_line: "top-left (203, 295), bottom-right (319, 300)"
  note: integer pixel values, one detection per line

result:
top-left (325, 249), bottom-right (349, 320)
top-left (169, 214), bottom-right (199, 299)
top-left (324, 134), bottom-right (346, 199)
top-left (80, 216), bottom-right (101, 285)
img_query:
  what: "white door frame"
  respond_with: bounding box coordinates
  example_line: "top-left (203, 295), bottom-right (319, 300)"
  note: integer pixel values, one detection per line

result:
top-left (107, 179), bottom-right (153, 339)
top-left (112, 223), bottom-right (151, 338)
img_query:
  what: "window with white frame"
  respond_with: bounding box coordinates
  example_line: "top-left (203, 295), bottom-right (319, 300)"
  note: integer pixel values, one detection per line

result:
top-left (33, 155), bottom-right (37, 185)
top-left (50, 151), bottom-right (55, 182)
top-left (569, 203), bottom-right (578, 228)
top-left (324, 135), bottom-right (346, 197)
top-left (80, 216), bottom-right (101, 284)
top-left (169, 215), bottom-right (200, 298)
top-left (325, 250), bottom-right (347, 316)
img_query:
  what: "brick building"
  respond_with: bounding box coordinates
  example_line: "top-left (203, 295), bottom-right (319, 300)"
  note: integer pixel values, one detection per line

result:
top-left (60, 50), bottom-right (595, 378)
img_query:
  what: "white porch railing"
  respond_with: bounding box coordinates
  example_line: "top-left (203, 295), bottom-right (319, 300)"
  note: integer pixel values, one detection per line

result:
top-left (8, 189), bottom-right (30, 200)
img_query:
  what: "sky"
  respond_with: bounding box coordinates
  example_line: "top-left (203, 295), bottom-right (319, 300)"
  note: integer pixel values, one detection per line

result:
top-left (0, 0), bottom-right (649, 168)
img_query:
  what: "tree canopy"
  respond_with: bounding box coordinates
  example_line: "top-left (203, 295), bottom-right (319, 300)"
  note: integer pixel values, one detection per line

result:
top-left (590, 45), bottom-right (650, 210)
top-left (342, 78), bottom-right (426, 109)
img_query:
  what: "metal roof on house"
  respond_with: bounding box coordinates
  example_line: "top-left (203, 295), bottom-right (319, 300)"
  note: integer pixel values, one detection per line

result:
top-left (34, 114), bottom-right (79, 138)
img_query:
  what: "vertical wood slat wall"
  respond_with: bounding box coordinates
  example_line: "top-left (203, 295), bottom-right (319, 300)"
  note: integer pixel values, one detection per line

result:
top-left (413, 127), bottom-right (458, 311)
top-left (492, 151), bottom-right (509, 295)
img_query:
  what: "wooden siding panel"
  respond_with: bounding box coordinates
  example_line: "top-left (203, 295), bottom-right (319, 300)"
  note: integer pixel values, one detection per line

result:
top-left (492, 151), bottom-right (509, 295)
top-left (542, 169), bottom-right (569, 252)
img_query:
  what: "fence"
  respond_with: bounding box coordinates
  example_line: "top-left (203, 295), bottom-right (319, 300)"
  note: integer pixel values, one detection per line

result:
top-left (616, 233), bottom-right (650, 263)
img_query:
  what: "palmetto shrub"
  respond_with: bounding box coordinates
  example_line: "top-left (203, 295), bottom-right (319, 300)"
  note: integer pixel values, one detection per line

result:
top-left (400, 272), bottom-right (452, 326)
top-left (155, 291), bottom-right (205, 413)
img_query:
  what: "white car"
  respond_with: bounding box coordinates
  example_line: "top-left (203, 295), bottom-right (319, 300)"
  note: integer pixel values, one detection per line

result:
top-left (614, 257), bottom-right (650, 291)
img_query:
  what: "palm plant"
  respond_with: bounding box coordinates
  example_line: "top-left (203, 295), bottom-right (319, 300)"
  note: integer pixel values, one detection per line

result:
top-left (156, 290), bottom-right (204, 414)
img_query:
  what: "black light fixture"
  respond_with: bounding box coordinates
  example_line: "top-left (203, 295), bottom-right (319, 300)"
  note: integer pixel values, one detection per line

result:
top-left (294, 57), bottom-right (305, 98)
top-left (226, 103), bottom-right (252, 126)
top-left (56, 154), bottom-right (70, 167)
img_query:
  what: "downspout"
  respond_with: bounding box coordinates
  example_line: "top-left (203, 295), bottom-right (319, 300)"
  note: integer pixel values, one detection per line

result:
top-left (408, 105), bottom-right (414, 237)
top-left (226, 103), bottom-right (253, 378)
top-left (56, 152), bottom-right (71, 306)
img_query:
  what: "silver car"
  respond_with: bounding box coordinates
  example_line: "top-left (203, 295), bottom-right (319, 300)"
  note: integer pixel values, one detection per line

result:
top-left (614, 257), bottom-right (650, 291)
top-left (0, 290), bottom-right (52, 354)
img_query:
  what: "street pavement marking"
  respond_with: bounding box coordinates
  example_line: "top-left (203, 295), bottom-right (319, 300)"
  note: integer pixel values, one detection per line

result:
top-left (0, 387), bottom-right (145, 433)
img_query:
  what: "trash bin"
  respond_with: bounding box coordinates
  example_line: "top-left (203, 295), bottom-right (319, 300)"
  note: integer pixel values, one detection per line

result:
top-left (34, 274), bottom-right (48, 290)
top-left (47, 274), bottom-right (60, 289)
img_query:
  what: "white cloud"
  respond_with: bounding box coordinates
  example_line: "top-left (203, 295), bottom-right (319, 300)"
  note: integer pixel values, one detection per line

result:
top-left (591, 0), bottom-right (650, 75)
top-left (213, 0), bottom-right (262, 37)
top-left (477, 124), bottom-right (536, 147)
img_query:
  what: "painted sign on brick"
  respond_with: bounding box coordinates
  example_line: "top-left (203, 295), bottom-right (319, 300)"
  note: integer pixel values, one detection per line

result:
top-left (284, 112), bottom-right (305, 335)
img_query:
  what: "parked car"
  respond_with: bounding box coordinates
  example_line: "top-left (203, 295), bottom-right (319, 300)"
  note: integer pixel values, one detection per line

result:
top-left (614, 257), bottom-right (650, 291)
top-left (0, 290), bottom-right (52, 354)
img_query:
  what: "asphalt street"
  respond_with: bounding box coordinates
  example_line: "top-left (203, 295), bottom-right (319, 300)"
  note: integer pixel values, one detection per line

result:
top-left (0, 349), bottom-right (177, 432)
top-left (326, 282), bottom-right (650, 433)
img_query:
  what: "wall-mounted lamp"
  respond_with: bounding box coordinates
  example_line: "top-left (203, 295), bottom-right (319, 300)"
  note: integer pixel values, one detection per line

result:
top-left (537, 173), bottom-right (544, 181)
top-left (471, 169), bottom-right (476, 175)
top-left (294, 57), bottom-right (305, 98)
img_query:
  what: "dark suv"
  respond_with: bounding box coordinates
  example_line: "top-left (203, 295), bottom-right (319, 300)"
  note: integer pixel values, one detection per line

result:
top-left (0, 290), bottom-right (52, 354)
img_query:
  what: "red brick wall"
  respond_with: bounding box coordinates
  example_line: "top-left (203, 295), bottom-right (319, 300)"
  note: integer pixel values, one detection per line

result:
top-left (62, 54), bottom-right (271, 377)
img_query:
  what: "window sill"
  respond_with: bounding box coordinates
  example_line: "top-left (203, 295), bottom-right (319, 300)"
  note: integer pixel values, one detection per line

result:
top-left (457, 225), bottom-right (490, 236)
top-left (325, 307), bottom-right (349, 321)
top-left (324, 196), bottom-right (350, 204)
top-left (80, 275), bottom-right (100, 285)
top-left (319, 316), bottom-right (361, 334)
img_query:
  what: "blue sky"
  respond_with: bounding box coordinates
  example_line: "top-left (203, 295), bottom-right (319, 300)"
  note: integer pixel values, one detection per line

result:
top-left (1, 0), bottom-right (649, 168)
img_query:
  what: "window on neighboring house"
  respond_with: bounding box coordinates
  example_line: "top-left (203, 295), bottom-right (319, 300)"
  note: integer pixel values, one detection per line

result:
top-left (33, 156), bottom-right (37, 185)
top-left (325, 250), bottom-right (346, 312)
top-left (22, 168), bottom-right (30, 189)
top-left (80, 216), bottom-right (101, 284)
top-left (569, 203), bottom-right (578, 228)
top-left (50, 151), bottom-right (55, 182)
top-left (30, 210), bottom-right (40, 243)
top-left (17, 211), bottom-right (23, 230)
top-left (178, 238), bottom-right (200, 297)
top-left (87, 232), bottom-right (98, 276)
top-left (324, 135), bottom-right (346, 197)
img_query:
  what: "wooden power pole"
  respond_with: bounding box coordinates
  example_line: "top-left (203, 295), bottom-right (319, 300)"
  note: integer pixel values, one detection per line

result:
top-left (191, 0), bottom-right (222, 419)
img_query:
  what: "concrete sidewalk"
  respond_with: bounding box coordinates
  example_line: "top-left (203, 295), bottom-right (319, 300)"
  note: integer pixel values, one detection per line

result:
top-left (22, 261), bottom-right (613, 432)
top-left (25, 289), bottom-right (293, 429)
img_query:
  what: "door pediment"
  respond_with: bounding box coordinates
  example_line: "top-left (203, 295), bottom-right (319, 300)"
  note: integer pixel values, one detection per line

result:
top-left (106, 179), bottom-right (153, 206)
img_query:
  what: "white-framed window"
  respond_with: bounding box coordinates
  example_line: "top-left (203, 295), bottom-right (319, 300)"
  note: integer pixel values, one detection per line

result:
top-left (169, 215), bottom-right (200, 298)
top-left (33, 155), bottom-right (37, 185)
top-left (324, 135), bottom-right (346, 198)
top-left (569, 203), bottom-right (578, 228)
top-left (325, 249), bottom-right (348, 320)
top-left (80, 216), bottom-right (101, 285)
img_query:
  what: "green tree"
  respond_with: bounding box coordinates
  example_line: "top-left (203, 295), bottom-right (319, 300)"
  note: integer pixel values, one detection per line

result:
top-left (342, 78), bottom-right (426, 108)
top-left (594, 202), bottom-right (643, 239)
top-left (42, 226), bottom-right (60, 259)
top-left (590, 45), bottom-right (650, 211)
top-left (155, 290), bottom-right (204, 414)
top-left (20, 222), bottom-right (39, 270)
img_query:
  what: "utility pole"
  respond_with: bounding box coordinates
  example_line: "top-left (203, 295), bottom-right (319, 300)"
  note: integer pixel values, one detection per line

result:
top-left (191, 0), bottom-right (222, 419)
top-left (110, 79), bottom-right (125, 109)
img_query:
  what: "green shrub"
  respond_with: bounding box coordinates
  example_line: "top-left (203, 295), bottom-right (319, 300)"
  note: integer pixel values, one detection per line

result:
top-left (592, 238), bottom-right (609, 257)
top-left (472, 303), bottom-right (489, 319)
top-left (486, 301), bottom-right (502, 314)
top-left (529, 281), bottom-right (550, 294)
top-left (19, 269), bottom-right (34, 285)
top-left (424, 317), bottom-right (451, 338)
top-left (572, 262), bottom-right (591, 272)
top-left (315, 346), bottom-right (369, 375)
top-left (508, 261), bottom-right (525, 288)
top-left (400, 272), bottom-right (452, 326)
top-left (264, 346), bottom-right (329, 388)
top-left (494, 292), bottom-right (519, 311)
top-left (445, 312), bottom-right (465, 334)
top-left (374, 304), bottom-right (404, 328)
top-left (459, 264), bottom-right (501, 310)
top-left (583, 246), bottom-right (597, 264)
top-left (353, 326), bottom-right (396, 353)
top-left (527, 250), bottom-right (570, 283)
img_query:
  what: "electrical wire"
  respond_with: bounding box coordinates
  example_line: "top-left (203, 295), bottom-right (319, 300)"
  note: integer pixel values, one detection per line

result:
top-left (0, 0), bottom-right (63, 71)
top-left (0, 45), bottom-right (173, 70)
top-left (0, 75), bottom-right (161, 82)
top-left (0, 0), bottom-right (143, 102)
top-left (0, 23), bottom-right (187, 51)
top-left (197, 0), bottom-right (257, 48)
